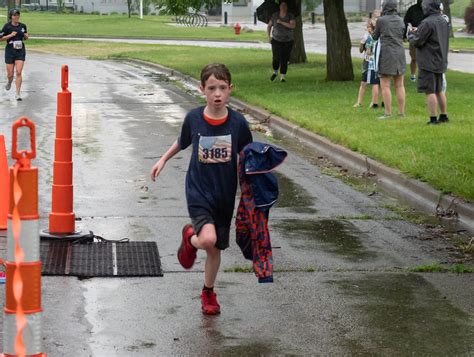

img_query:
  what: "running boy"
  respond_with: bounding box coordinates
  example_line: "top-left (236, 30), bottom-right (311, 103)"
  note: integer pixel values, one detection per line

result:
top-left (150, 63), bottom-right (253, 315)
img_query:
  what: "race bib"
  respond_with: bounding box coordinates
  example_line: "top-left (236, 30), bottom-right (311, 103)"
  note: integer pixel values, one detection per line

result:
top-left (198, 134), bottom-right (232, 164)
top-left (13, 41), bottom-right (23, 50)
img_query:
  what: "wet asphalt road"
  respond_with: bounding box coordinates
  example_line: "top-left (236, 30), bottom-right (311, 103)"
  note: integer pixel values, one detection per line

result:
top-left (0, 53), bottom-right (473, 356)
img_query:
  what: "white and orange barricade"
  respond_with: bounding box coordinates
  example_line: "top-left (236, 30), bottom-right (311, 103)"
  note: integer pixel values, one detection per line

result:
top-left (0, 134), bottom-right (8, 230)
top-left (2, 117), bottom-right (46, 357)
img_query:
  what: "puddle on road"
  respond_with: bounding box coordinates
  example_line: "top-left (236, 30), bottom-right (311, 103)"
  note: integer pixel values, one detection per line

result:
top-left (274, 172), bottom-right (317, 213)
top-left (73, 107), bottom-right (101, 157)
top-left (331, 273), bottom-right (474, 355)
top-left (143, 72), bottom-right (170, 83)
top-left (274, 219), bottom-right (376, 261)
top-left (219, 340), bottom-right (285, 356)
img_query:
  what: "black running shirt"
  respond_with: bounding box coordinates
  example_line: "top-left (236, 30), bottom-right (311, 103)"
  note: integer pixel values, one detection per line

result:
top-left (0, 22), bottom-right (28, 48)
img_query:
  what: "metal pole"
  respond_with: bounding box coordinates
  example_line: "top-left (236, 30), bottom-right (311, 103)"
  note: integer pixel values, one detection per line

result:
top-left (140, 0), bottom-right (143, 19)
top-left (311, 12), bottom-right (315, 25)
top-left (224, 11), bottom-right (227, 25)
top-left (254, 11), bottom-right (257, 25)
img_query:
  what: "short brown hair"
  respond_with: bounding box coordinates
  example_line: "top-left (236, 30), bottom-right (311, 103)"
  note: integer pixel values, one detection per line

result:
top-left (200, 63), bottom-right (232, 87)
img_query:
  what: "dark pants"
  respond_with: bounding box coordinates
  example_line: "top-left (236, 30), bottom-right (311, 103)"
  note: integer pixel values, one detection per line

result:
top-left (271, 39), bottom-right (294, 75)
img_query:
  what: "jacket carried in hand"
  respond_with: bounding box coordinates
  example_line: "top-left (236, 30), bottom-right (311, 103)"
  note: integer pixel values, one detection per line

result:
top-left (236, 142), bottom-right (287, 283)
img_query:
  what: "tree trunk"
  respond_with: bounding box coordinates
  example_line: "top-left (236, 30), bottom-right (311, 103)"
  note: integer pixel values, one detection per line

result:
top-left (323, 0), bottom-right (354, 81)
top-left (7, 0), bottom-right (15, 12)
top-left (290, 0), bottom-right (307, 63)
top-left (441, 0), bottom-right (454, 38)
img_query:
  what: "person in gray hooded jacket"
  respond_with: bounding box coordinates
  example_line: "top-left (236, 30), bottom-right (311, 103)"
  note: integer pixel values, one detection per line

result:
top-left (373, 0), bottom-right (406, 119)
top-left (408, 0), bottom-right (449, 125)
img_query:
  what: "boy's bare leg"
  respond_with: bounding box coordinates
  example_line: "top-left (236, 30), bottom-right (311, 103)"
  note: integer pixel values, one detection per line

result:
top-left (190, 223), bottom-right (221, 288)
top-left (204, 247), bottom-right (221, 288)
top-left (380, 76), bottom-right (392, 115)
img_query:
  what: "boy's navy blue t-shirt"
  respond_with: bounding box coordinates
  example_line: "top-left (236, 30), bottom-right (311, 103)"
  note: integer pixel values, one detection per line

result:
top-left (178, 106), bottom-right (253, 227)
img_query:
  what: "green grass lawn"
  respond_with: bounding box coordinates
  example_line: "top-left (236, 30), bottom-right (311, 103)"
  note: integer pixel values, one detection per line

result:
top-left (4, 10), bottom-right (474, 51)
top-left (27, 39), bottom-right (474, 202)
top-left (450, 37), bottom-right (474, 51)
top-left (450, 0), bottom-right (471, 18)
top-left (16, 12), bottom-right (266, 41)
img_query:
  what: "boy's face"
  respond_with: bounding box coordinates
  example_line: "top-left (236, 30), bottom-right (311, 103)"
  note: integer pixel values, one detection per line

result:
top-left (200, 75), bottom-right (232, 111)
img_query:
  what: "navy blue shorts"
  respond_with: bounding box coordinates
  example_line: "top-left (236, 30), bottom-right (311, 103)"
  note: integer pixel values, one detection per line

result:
top-left (191, 215), bottom-right (230, 250)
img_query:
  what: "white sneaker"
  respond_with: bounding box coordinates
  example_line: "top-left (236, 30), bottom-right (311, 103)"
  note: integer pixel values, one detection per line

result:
top-left (15, 94), bottom-right (22, 101)
top-left (5, 81), bottom-right (12, 91)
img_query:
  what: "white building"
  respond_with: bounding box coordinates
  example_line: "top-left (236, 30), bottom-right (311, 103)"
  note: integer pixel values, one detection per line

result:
top-left (221, 0), bottom-right (415, 23)
top-left (24, 0), bottom-right (142, 14)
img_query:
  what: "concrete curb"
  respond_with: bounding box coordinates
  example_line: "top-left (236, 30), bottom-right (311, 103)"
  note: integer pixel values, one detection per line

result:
top-left (124, 58), bottom-right (474, 233)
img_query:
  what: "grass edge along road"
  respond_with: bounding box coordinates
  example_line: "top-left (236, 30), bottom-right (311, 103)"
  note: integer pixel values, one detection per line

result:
top-left (27, 40), bottom-right (474, 203)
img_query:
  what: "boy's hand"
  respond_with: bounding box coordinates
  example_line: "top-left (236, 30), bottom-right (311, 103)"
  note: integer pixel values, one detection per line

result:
top-left (150, 159), bottom-right (165, 182)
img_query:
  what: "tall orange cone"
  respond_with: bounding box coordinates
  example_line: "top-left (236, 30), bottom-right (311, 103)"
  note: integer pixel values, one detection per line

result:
top-left (2, 117), bottom-right (46, 357)
top-left (48, 65), bottom-right (76, 235)
top-left (0, 134), bottom-right (8, 230)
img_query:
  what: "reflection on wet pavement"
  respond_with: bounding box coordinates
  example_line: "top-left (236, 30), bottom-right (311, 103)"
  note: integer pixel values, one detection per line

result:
top-left (331, 273), bottom-right (474, 355)
top-left (274, 219), bottom-right (377, 261)
top-left (274, 172), bottom-right (317, 213)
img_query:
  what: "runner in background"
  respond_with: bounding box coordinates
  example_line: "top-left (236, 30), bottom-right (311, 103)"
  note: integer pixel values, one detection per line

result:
top-left (0, 9), bottom-right (29, 101)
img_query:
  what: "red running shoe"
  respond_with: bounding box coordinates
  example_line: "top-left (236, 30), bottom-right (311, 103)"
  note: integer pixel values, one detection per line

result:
top-left (201, 290), bottom-right (221, 315)
top-left (177, 224), bottom-right (197, 269)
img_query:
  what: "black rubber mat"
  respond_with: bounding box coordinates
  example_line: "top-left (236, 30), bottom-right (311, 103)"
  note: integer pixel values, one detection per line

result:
top-left (40, 241), bottom-right (163, 277)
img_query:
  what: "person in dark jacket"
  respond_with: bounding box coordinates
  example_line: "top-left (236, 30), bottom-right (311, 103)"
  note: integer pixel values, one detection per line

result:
top-left (373, 0), bottom-right (406, 119)
top-left (404, 0), bottom-right (424, 81)
top-left (408, 0), bottom-right (449, 125)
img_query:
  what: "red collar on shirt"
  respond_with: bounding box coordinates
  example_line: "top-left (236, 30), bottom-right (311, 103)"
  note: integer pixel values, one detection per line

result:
top-left (203, 113), bottom-right (228, 126)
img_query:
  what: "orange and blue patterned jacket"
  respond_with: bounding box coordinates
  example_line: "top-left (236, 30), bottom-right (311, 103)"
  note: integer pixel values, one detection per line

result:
top-left (236, 142), bottom-right (287, 283)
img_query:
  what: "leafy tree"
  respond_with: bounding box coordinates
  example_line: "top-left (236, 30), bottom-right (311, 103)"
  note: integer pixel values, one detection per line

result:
top-left (155, 0), bottom-right (220, 14)
top-left (135, 0), bottom-right (154, 15)
top-left (127, 0), bottom-right (133, 18)
top-left (323, 0), bottom-right (353, 81)
top-left (303, 0), bottom-right (322, 12)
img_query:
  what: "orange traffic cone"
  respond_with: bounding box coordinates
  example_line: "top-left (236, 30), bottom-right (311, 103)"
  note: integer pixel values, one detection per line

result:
top-left (0, 134), bottom-right (8, 230)
top-left (48, 65), bottom-right (76, 235)
top-left (41, 65), bottom-right (91, 241)
top-left (2, 117), bottom-right (46, 357)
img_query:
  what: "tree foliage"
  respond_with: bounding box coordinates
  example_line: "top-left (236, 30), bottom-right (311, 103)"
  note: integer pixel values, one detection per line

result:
top-left (303, 0), bottom-right (322, 12)
top-left (155, 0), bottom-right (220, 15)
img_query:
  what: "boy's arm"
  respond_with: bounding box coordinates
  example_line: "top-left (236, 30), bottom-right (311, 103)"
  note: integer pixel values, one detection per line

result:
top-left (150, 139), bottom-right (180, 182)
